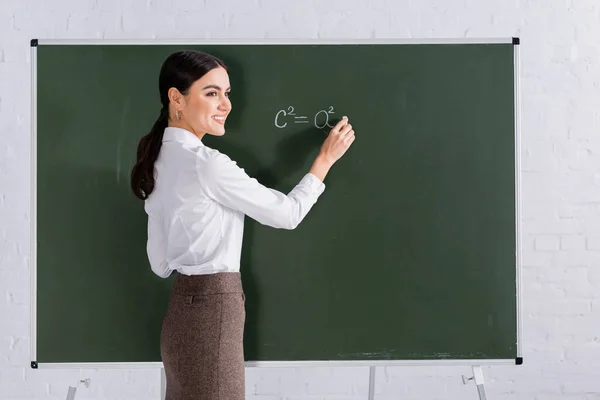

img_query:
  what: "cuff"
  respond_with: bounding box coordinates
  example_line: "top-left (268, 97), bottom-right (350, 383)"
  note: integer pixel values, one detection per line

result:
top-left (301, 173), bottom-right (326, 196)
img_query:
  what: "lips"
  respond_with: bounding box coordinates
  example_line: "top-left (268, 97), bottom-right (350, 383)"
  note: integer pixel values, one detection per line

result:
top-left (212, 115), bottom-right (226, 125)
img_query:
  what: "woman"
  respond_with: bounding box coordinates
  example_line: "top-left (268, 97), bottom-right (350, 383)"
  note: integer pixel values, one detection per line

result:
top-left (130, 50), bottom-right (355, 400)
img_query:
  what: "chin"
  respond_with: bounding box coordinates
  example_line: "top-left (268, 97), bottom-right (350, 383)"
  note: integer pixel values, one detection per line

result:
top-left (206, 130), bottom-right (225, 137)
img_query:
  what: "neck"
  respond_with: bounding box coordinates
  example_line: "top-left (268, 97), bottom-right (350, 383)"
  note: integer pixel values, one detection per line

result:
top-left (167, 120), bottom-right (205, 141)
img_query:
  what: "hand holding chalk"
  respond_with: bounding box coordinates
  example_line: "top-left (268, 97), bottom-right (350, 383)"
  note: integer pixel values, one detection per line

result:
top-left (318, 116), bottom-right (356, 165)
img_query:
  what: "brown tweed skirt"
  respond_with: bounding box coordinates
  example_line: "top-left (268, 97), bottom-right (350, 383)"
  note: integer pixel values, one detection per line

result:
top-left (160, 272), bottom-right (246, 400)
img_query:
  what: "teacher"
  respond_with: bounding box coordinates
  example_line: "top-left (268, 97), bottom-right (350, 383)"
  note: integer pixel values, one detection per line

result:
top-left (130, 49), bottom-right (355, 400)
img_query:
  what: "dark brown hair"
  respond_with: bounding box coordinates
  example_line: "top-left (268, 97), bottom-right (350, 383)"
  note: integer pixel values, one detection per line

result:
top-left (130, 50), bottom-right (227, 200)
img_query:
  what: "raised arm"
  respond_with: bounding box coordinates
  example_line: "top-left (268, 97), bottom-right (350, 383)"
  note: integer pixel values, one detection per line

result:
top-left (200, 116), bottom-right (356, 229)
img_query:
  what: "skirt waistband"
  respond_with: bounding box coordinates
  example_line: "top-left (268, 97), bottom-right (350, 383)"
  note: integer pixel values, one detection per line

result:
top-left (171, 272), bottom-right (243, 295)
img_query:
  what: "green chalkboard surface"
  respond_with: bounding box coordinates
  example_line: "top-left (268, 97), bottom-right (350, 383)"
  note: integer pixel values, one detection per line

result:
top-left (33, 40), bottom-right (520, 366)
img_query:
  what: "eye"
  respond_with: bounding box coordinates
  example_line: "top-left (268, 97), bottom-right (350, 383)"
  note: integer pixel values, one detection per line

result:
top-left (225, 91), bottom-right (231, 97)
top-left (206, 91), bottom-right (217, 97)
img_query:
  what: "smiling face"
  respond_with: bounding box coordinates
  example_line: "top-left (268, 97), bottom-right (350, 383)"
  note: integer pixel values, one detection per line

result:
top-left (168, 66), bottom-right (231, 139)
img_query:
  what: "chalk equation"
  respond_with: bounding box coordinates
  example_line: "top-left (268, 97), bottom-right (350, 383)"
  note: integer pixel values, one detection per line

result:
top-left (274, 106), bottom-right (339, 131)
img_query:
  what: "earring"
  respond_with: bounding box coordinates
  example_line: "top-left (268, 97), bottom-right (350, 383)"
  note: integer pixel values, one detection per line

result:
top-left (176, 110), bottom-right (181, 120)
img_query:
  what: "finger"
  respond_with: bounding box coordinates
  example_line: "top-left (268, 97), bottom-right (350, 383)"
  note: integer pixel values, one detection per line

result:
top-left (340, 124), bottom-right (353, 136)
top-left (333, 117), bottom-right (348, 133)
top-left (340, 128), bottom-right (354, 139)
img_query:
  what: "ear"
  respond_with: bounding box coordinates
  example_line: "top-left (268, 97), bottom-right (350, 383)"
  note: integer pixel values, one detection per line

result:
top-left (167, 87), bottom-right (186, 108)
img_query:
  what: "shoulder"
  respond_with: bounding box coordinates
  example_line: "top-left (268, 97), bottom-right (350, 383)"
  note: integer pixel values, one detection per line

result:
top-left (192, 144), bottom-right (240, 180)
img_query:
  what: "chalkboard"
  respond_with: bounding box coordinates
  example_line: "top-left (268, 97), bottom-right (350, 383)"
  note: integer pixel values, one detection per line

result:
top-left (32, 39), bottom-right (521, 367)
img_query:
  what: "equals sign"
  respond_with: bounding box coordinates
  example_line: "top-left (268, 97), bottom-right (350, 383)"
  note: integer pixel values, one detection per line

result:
top-left (293, 116), bottom-right (309, 124)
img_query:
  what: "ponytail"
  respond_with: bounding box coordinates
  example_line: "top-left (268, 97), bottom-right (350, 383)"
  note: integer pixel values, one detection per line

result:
top-left (130, 108), bottom-right (168, 200)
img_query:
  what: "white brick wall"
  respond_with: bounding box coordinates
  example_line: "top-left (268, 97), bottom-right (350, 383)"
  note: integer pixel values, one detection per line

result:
top-left (1, 0), bottom-right (598, 398)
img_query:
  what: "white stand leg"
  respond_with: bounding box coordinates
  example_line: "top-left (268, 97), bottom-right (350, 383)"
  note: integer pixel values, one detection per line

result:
top-left (368, 366), bottom-right (376, 400)
top-left (473, 366), bottom-right (487, 400)
top-left (64, 378), bottom-right (90, 400)
top-left (65, 386), bottom-right (77, 400)
top-left (462, 365), bottom-right (487, 400)
top-left (161, 367), bottom-right (167, 400)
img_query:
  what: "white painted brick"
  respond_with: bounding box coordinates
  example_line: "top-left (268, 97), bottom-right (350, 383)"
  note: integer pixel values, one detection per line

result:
top-left (525, 314), bottom-right (558, 341)
top-left (0, 305), bottom-right (29, 337)
top-left (562, 379), bottom-right (600, 394)
top-left (253, 371), bottom-right (284, 395)
top-left (522, 140), bottom-right (558, 172)
top-left (564, 344), bottom-right (600, 368)
top-left (548, 332), bottom-right (600, 350)
top-left (524, 278), bottom-right (566, 303)
top-left (535, 265), bottom-right (588, 286)
top-left (586, 267), bottom-right (600, 286)
top-left (535, 235), bottom-right (560, 251)
top-left (554, 315), bottom-right (600, 344)
top-left (282, 368), bottom-right (319, 395)
top-left (532, 300), bottom-right (591, 316)
top-left (64, 13), bottom-right (121, 39)
top-left (524, 348), bottom-right (565, 365)
top-left (401, 377), bottom-right (469, 398)
top-left (560, 235), bottom-right (586, 250)
top-left (521, 250), bottom-right (554, 268)
top-left (316, 10), bottom-right (382, 38)
top-left (522, 234), bottom-right (536, 251)
top-left (0, 366), bottom-right (26, 384)
top-left (120, 10), bottom-right (183, 39)
top-left (306, 367), bottom-right (363, 396)
top-left (0, 381), bottom-right (39, 400)
top-left (594, 172), bottom-right (600, 187)
top-left (552, 250), bottom-right (600, 267)
top-left (562, 173), bottom-right (600, 204)
top-left (590, 299), bottom-right (600, 313)
top-left (586, 235), bottom-right (600, 250)
top-left (557, 139), bottom-right (600, 171)
top-left (504, 377), bottom-right (563, 395)
top-left (6, 336), bottom-right (30, 368)
top-left (277, 7), bottom-right (321, 37)
top-left (563, 280), bottom-right (598, 299)
top-left (226, 11), bottom-right (285, 38)
top-left (523, 218), bottom-right (584, 235)
top-left (170, 13), bottom-right (229, 39)
top-left (6, 286), bottom-right (30, 306)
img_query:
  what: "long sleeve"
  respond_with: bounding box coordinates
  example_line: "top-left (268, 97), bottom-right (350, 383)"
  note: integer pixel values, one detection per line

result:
top-left (145, 205), bottom-right (171, 278)
top-left (198, 152), bottom-right (325, 230)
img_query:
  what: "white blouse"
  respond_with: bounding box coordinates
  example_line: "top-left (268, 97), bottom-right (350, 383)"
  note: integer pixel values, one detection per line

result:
top-left (144, 127), bottom-right (326, 278)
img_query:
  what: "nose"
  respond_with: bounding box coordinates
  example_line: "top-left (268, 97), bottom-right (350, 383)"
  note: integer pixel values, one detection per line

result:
top-left (218, 94), bottom-right (231, 112)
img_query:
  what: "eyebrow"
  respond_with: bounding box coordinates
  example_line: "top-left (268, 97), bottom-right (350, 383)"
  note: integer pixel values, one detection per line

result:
top-left (201, 84), bottom-right (231, 91)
